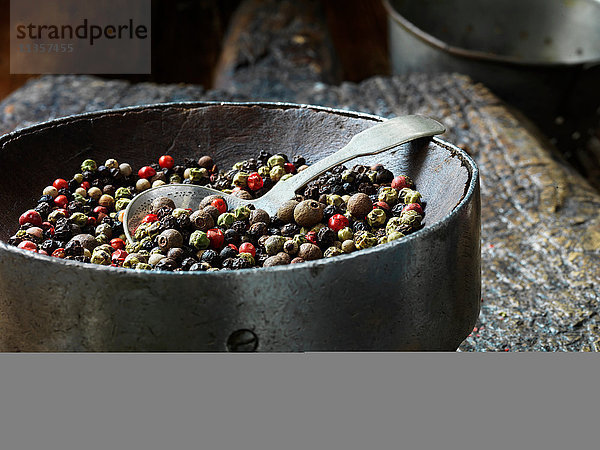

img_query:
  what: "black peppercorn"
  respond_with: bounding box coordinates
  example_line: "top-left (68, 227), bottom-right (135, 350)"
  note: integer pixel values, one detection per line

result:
top-left (180, 257), bottom-right (197, 271)
top-left (154, 257), bottom-right (178, 271)
top-left (281, 223), bottom-right (300, 237)
top-left (220, 246), bottom-right (237, 260)
top-left (317, 227), bottom-right (336, 249)
top-left (201, 249), bottom-right (220, 267)
top-left (231, 220), bottom-right (247, 234)
top-left (352, 220), bottom-right (369, 233)
top-left (64, 240), bottom-right (84, 257)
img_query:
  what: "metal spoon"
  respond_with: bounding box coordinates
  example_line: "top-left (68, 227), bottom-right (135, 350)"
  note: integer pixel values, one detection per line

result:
top-left (123, 114), bottom-right (445, 244)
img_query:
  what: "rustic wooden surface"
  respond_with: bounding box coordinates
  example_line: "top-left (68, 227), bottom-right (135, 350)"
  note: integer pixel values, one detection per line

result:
top-left (1, 0), bottom-right (599, 351)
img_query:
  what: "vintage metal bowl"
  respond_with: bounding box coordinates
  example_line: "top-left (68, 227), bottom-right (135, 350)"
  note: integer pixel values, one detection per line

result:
top-left (0, 102), bottom-right (480, 351)
top-left (383, 0), bottom-right (600, 153)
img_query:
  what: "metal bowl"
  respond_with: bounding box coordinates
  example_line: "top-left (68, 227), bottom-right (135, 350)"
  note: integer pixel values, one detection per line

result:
top-left (0, 102), bottom-right (480, 351)
top-left (383, 0), bottom-right (600, 153)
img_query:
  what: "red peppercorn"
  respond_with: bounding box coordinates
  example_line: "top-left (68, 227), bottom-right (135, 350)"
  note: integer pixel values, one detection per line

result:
top-left (158, 155), bottom-right (175, 169)
top-left (207, 228), bottom-right (225, 250)
top-left (57, 208), bottom-right (69, 218)
top-left (211, 198), bottom-right (227, 214)
top-left (80, 181), bottom-right (91, 190)
top-left (227, 243), bottom-right (238, 253)
top-left (52, 248), bottom-right (66, 258)
top-left (283, 163), bottom-right (296, 174)
top-left (306, 231), bottom-right (318, 245)
top-left (142, 213), bottom-right (159, 223)
top-left (38, 250), bottom-right (49, 256)
top-left (374, 201), bottom-right (390, 211)
top-left (19, 210), bottom-right (42, 227)
top-left (54, 195), bottom-right (69, 208)
top-left (391, 175), bottom-right (413, 191)
top-left (239, 242), bottom-right (256, 257)
top-left (86, 217), bottom-right (97, 227)
top-left (328, 214), bottom-right (349, 232)
top-left (53, 178), bottom-right (69, 190)
top-left (110, 238), bottom-right (126, 250)
top-left (138, 166), bottom-right (156, 179)
top-left (247, 172), bottom-right (264, 191)
top-left (402, 203), bottom-right (424, 216)
top-left (40, 221), bottom-right (52, 230)
top-left (93, 206), bottom-right (108, 216)
top-left (111, 249), bottom-right (128, 265)
top-left (17, 241), bottom-right (37, 252)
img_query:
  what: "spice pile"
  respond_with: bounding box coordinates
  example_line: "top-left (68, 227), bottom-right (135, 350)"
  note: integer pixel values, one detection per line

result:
top-left (8, 152), bottom-right (425, 271)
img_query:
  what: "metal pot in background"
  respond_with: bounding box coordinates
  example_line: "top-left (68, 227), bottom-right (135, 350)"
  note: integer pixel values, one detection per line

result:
top-left (0, 102), bottom-right (480, 351)
top-left (384, 0), bottom-right (600, 165)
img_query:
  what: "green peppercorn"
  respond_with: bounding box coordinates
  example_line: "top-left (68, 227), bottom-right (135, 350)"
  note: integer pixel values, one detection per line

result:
top-left (217, 212), bottom-right (236, 229)
top-left (189, 167), bottom-right (209, 183)
top-left (72, 193), bottom-right (86, 204)
top-left (170, 174), bottom-right (182, 184)
top-left (73, 173), bottom-right (84, 184)
top-left (189, 230), bottom-right (210, 250)
top-left (310, 223), bottom-right (326, 233)
top-left (258, 165), bottom-right (270, 177)
top-left (158, 229), bottom-right (184, 250)
top-left (233, 161), bottom-right (244, 170)
top-left (270, 165), bottom-right (286, 182)
top-left (123, 252), bottom-right (148, 268)
top-left (327, 194), bottom-right (344, 207)
top-left (267, 155), bottom-right (285, 168)
top-left (378, 187), bottom-right (398, 205)
top-left (147, 221), bottom-right (162, 238)
top-left (322, 246), bottom-right (342, 258)
top-left (126, 241), bottom-right (142, 253)
top-left (136, 179), bottom-right (151, 192)
top-left (354, 231), bottom-right (377, 249)
top-left (81, 159), bottom-right (97, 172)
top-left (171, 208), bottom-right (190, 218)
top-left (234, 206), bottom-right (251, 221)
top-left (115, 187), bottom-right (132, 199)
top-left (338, 227), bottom-right (354, 242)
top-left (265, 235), bottom-right (286, 256)
top-left (378, 236), bottom-right (388, 245)
top-left (399, 188), bottom-right (421, 204)
top-left (366, 208), bottom-right (386, 228)
top-left (341, 169), bottom-right (355, 183)
top-left (238, 252), bottom-right (255, 266)
top-left (400, 210), bottom-right (422, 227)
top-left (90, 249), bottom-right (111, 265)
top-left (134, 223), bottom-right (149, 240)
top-left (293, 234), bottom-right (308, 247)
top-left (341, 239), bottom-right (356, 253)
top-left (95, 223), bottom-right (113, 239)
top-left (115, 198), bottom-right (131, 211)
top-left (95, 233), bottom-right (110, 245)
top-left (148, 253), bottom-right (166, 266)
top-left (69, 212), bottom-right (88, 227)
top-left (232, 171), bottom-right (249, 187)
top-left (135, 263), bottom-right (152, 271)
top-left (387, 231), bottom-right (405, 242)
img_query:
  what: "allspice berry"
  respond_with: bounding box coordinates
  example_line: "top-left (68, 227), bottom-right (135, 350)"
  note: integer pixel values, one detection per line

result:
top-left (298, 242), bottom-right (323, 261)
top-left (293, 200), bottom-right (324, 227)
top-left (198, 155), bottom-right (213, 169)
top-left (263, 252), bottom-right (291, 267)
top-left (199, 195), bottom-right (223, 210)
top-left (347, 193), bottom-right (372, 218)
top-left (151, 196), bottom-right (175, 213)
top-left (276, 200), bottom-right (299, 223)
top-left (157, 229), bottom-right (183, 250)
top-left (291, 257), bottom-right (305, 264)
top-left (249, 209), bottom-right (270, 226)
top-left (71, 233), bottom-right (99, 252)
top-left (189, 210), bottom-right (214, 231)
top-left (203, 205), bottom-right (221, 222)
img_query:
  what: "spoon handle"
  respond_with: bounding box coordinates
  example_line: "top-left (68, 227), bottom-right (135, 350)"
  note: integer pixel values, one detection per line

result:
top-left (252, 115), bottom-right (445, 210)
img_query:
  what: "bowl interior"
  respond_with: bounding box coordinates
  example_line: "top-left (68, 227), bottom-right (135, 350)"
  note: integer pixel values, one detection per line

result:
top-left (389, 0), bottom-right (600, 64)
top-left (0, 103), bottom-right (470, 244)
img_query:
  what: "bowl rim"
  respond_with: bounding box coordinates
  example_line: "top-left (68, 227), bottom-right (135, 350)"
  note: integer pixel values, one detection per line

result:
top-left (0, 100), bottom-right (479, 278)
top-left (382, 0), bottom-right (600, 68)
